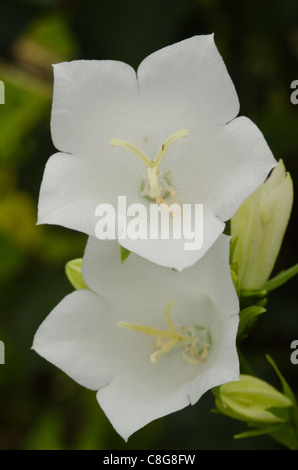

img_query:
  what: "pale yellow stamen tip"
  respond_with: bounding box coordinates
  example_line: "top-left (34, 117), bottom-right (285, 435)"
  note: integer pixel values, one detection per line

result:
top-left (154, 129), bottom-right (189, 167)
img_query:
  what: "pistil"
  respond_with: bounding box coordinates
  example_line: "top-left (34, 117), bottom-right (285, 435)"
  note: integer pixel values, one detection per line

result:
top-left (110, 129), bottom-right (189, 206)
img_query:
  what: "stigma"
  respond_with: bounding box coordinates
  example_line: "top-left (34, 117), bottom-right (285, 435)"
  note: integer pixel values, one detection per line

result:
top-left (118, 300), bottom-right (211, 364)
top-left (110, 129), bottom-right (189, 207)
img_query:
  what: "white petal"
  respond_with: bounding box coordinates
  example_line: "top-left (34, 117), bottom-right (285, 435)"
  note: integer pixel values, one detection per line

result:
top-left (51, 60), bottom-right (138, 156)
top-left (82, 234), bottom-right (238, 319)
top-left (97, 376), bottom-right (191, 441)
top-left (203, 116), bottom-right (277, 221)
top-left (137, 35), bottom-right (239, 130)
top-left (37, 151), bottom-right (144, 234)
top-left (117, 207), bottom-right (224, 271)
top-left (167, 116), bottom-right (276, 221)
top-left (38, 152), bottom-right (100, 234)
top-left (188, 314), bottom-right (239, 405)
top-left (32, 290), bottom-right (115, 390)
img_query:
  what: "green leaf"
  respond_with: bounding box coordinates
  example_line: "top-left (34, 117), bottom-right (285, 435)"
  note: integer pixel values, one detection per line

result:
top-left (235, 422), bottom-right (298, 449)
top-left (237, 305), bottom-right (266, 343)
top-left (266, 355), bottom-right (297, 406)
top-left (65, 258), bottom-right (88, 290)
top-left (120, 246), bottom-right (131, 264)
top-left (234, 424), bottom-right (283, 440)
top-left (261, 264), bottom-right (298, 292)
top-left (268, 423), bottom-right (298, 450)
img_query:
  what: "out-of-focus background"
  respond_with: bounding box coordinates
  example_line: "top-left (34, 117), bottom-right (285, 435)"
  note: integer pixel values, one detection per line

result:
top-left (0, 0), bottom-right (297, 450)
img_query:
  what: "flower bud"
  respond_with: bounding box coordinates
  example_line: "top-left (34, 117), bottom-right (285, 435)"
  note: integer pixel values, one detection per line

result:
top-left (231, 160), bottom-right (293, 290)
top-left (65, 258), bottom-right (88, 290)
top-left (215, 374), bottom-right (293, 424)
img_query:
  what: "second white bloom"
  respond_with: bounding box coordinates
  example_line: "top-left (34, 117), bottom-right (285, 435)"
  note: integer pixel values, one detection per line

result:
top-left (33, 235), bottom-right (239, 440)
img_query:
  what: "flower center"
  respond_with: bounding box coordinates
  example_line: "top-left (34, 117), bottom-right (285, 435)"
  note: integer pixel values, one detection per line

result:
top-left (118, 299), bottom-right (211, 364)
top-left (110, 129), bottom-right (189, 208)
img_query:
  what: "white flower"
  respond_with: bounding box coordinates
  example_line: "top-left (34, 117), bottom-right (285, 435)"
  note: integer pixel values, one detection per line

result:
top-left (37, 34), bottom-right (276, 271)
top-left (32, 235), bottom-right (239, 441)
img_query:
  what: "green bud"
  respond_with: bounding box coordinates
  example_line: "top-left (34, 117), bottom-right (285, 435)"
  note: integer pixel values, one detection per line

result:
top-left (215, 374), bottom-right (293, 424)
top-left (231, 160), bottom-right (293, 290)
top-left (65, 258), bottom-right (88, 290)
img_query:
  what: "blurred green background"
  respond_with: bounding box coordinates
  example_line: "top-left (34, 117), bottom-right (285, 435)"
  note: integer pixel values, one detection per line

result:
top-left (0, 0), bottom-right (297, 450)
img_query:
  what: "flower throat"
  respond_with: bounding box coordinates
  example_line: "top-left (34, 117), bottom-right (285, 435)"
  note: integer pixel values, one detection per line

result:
top-left (110, 129), bottom-right (189, 207)
top-left (119, 300), bottom-right (211, 365)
